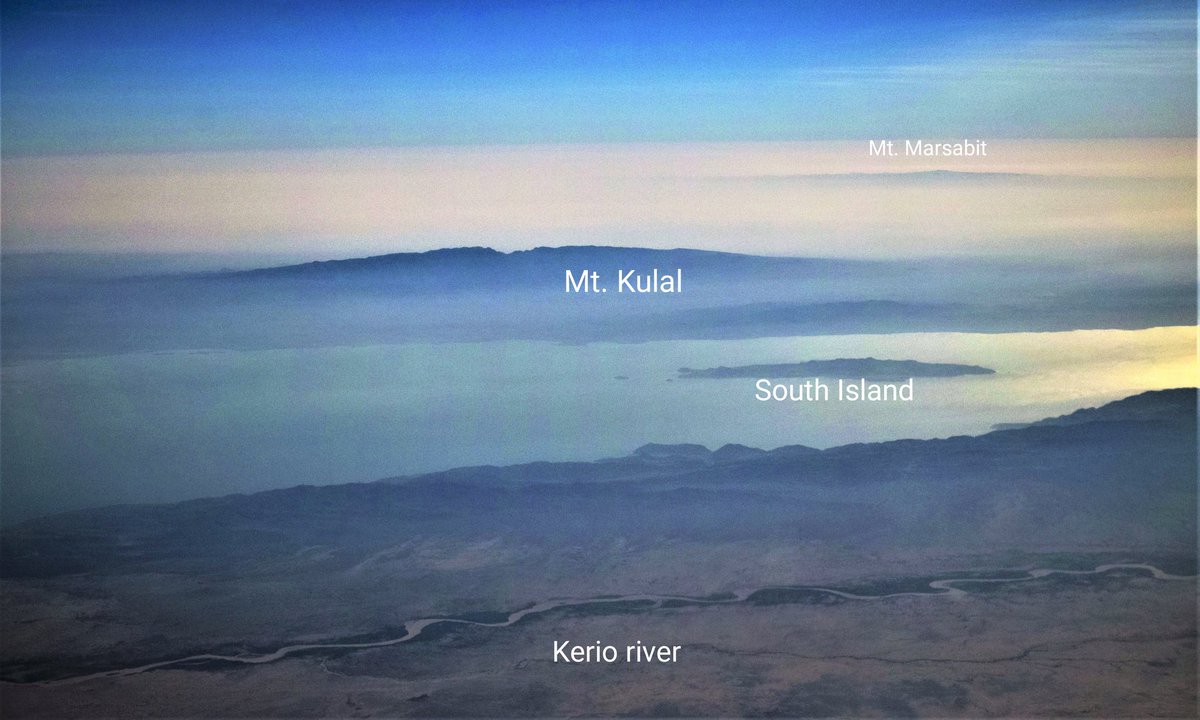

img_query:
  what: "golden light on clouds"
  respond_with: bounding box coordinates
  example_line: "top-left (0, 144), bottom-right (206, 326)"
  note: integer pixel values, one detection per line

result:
top-left (2, 139), bottom-right (1194, 257)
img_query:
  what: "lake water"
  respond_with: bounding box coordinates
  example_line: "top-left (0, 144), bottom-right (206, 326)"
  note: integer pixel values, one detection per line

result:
top-left (2, 326), bottom-right (1194, 524)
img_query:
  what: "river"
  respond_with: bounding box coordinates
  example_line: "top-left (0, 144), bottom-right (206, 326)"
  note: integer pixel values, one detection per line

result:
top-left (25, 562), bottom-right (1193, 687)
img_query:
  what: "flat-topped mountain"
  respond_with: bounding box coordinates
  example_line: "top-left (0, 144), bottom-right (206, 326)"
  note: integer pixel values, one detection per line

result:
top-left (196, 245), bottom-right (855, 299)
top-left (4, 245), bottom-right (1193, 361)
top-left (219, 245), bottom-right (843, 280)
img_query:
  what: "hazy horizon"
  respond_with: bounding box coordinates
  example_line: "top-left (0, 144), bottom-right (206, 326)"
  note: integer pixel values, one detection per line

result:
top-left (3, 139), bottom-right (1194, 259)
top-left (2, 2), bottom-right (1196, 716)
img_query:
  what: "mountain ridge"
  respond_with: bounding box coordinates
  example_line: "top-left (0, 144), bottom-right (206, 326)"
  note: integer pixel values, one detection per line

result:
top-left (203, 245), bottom-right (851, 281)
top-left (4, 388), bottom-right (1192, 534)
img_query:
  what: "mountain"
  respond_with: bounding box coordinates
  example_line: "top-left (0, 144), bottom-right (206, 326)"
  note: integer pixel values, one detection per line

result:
top-left (3, 389), bottom-right (1194, 581)
top-left (3, 246), bottom-right (1193, 361)
top-left (992, 388), bottom-right (1196, 430)
top-left (0, 388), bottom-right (1193, 692)
top-left (216, 245), bottom-right (849, 287)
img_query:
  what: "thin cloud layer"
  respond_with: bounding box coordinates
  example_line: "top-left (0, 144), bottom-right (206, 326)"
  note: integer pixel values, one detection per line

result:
top-left (3, 139), bottom-right (1193, 258)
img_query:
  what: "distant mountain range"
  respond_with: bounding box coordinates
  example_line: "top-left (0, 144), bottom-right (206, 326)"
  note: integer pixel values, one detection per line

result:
top-left (2, 388), bottom-right (1193, 689)
top-left (216, 245), bottom-right (850, 283)
top-left (2, 245), bottom-right (1193, 361)
top-left (4, 388), bottom-right (1194, 580)
top-left (991, 388), bottom-right (1199, 430)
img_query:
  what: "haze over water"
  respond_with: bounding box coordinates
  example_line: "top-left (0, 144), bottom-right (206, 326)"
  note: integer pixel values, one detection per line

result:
top-left (2, 325), bottom-right (1193, 525)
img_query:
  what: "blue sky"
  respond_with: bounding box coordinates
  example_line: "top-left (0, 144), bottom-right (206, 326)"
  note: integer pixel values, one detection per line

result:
top-left (2, 0), bottom-right (1195, 155)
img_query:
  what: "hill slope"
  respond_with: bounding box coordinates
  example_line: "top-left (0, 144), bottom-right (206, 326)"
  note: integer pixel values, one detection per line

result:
top-left (4, 389), bottom-right (1194, 579)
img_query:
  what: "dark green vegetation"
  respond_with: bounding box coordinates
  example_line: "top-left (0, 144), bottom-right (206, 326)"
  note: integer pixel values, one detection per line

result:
top-left (746, 587), bottom-right (849, 606)
top-left (951, 566), bottom-right (1159, 595)
top-left (824, 569), bottom-right (1031, 596)
top-left (528, 599), bottom-right (658, 622)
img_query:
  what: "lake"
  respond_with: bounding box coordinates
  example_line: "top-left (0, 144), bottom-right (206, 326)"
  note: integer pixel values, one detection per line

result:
top-left (1, 325), bottom-right (1194, 524)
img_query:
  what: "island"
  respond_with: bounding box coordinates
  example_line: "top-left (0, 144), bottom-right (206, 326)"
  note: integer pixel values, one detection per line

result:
top-left (677, 357), bottom-right (995, 380)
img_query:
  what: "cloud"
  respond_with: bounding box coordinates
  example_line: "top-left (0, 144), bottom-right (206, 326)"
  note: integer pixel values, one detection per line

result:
top-left (2, 139), bottom-right (1193, 258)
top-left (779, 8), bottom-right (1195, 138)
top-left (801, 10), bottom-right (1195, 83)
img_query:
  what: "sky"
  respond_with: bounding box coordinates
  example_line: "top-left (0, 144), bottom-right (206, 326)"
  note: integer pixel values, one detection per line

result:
top-left (0, 1), bottom-right (1196, 523)
top-left (2, 0), bottom-right (1195, 155)
top-left (1, 0), bottom-right (1196, 256)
